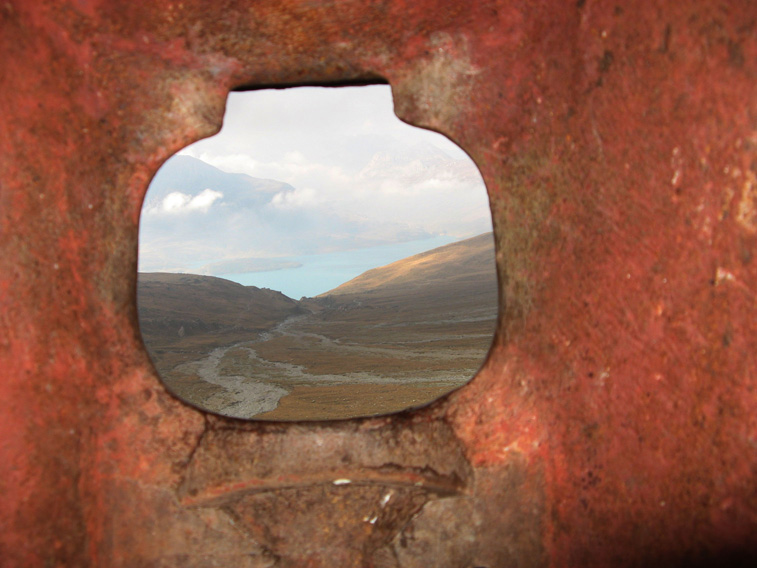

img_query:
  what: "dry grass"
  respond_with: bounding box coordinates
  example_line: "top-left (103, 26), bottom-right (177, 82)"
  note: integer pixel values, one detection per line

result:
top-left (255, 382), bottom-right (459, 421)
top-left (138, 233), bottom-right (498, 420)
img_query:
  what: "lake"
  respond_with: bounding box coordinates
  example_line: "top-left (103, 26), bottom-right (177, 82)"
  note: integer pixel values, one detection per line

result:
top-left (221, 235), bottom-right (459, 299)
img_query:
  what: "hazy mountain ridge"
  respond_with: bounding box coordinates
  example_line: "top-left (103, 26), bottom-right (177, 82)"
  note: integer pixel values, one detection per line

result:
top-left (356, 140), bottom-right (476, 182)
top-left (139, 148), bottom-right (490, 275)
top-left (144, 154), bottom-right (293, 208)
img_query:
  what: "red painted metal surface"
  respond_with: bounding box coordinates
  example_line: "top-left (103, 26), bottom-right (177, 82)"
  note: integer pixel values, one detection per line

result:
top-left (1, 1), bottom-right (755, 566)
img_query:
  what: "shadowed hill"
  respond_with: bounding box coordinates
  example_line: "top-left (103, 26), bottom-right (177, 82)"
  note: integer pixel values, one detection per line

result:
top-left (138, 272), bottom-right (300, 337)
top-left (137, 273), bottom-right (303, 371)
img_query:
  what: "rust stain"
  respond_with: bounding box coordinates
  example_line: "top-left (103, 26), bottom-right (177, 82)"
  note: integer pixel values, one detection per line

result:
top-left (1, 0), bottom-right (756, 566)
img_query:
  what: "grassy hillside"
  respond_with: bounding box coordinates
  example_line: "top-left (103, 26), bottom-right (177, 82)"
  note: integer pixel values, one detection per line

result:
top-left (256, 233), bottom-right (499, 419)
top-left (299, 232), bottom-right (499, 345)
top-left (323, 232), bottom-right (496, 297)
top-left (137, 272), bottom-right (302, 370)
top-left (137, 233), bottom-right (499, 420)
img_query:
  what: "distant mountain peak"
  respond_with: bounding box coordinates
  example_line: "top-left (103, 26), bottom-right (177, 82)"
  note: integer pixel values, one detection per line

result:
top-left (357, 141), bottom-right (475, 183)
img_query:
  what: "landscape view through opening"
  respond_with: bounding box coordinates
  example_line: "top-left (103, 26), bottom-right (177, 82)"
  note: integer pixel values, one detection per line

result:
top-left (137, 85), bottom-right (497, 420)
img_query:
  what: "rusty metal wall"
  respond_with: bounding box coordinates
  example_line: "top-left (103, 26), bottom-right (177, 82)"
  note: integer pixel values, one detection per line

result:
top-left (1, 1), bottom-right (755, 566)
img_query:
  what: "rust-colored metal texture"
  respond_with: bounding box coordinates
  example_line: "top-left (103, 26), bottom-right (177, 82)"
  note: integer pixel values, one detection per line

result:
top-left (1, 1), bottom-right (756, 566)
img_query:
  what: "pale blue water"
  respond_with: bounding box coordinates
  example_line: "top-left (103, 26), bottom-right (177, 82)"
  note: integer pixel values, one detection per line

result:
top-left (221, 235), bottom-right (459, 299)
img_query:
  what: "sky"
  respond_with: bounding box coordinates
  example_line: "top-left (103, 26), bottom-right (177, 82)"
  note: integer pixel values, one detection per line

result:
top-left (182, 85), bottom-right (472, 171)
top-left (139, 85), bottom-right (492, 297)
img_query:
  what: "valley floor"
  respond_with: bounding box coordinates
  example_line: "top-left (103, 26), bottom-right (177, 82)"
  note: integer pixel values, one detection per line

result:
top-left (140, 232), bottom-right (499, 420)
top-left (157, 303), bottom-right (496, 420)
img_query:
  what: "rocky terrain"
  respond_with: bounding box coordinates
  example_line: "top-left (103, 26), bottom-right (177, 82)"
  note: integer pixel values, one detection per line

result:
top-left (138, 233), bottom-right (498, 420)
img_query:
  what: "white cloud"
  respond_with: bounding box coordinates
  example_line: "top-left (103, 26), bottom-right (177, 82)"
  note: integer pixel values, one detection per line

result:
top-left (161, 192), bottom-right (190, 213)
top-left (271, 187), bottom-right (319, 209)
top-left (149, 188), bottom-right (223, 215)
top-left (188, 188), bottom-right (224, 211)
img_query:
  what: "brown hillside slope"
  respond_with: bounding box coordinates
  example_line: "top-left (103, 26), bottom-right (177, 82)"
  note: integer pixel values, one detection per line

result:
top-left (301, 232), bottom-right (499, 340)
top-left (323, 232), bottom-right (496, 297)
top-left (137, 272), bottom-right (302, 371)
top-left (136, 235), bottom-right (498, 420)
top-left (258, 233), bottom-right (499, 420)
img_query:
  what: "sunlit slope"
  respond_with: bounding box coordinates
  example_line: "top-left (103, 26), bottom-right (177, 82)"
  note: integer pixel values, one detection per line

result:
top-left (278, 232), bottom-right (499, 377)
top-left (325, 232), bottom-right (495, 295)
top-left (256, 232), bottom-right (499, 419)
top-left (310, 232), bottom-right (498, 324)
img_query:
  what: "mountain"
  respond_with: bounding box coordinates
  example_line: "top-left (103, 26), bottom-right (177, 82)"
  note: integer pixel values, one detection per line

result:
top-left (137, 233), bottom-right (498, 420)
top-left (257, 232), bottom-right (498, 419)
top-left (357, 140), bottom-right (480, 185)
top-left (137, 272), bottom-right (303, 370)
top-left (322, 232), bottom-right (496, 297)
top-left (303, 232), bottom-right (499, 336)
top-left (139, 155), bottom-right (306, 272)
top-left (144, 154), bottom-right (292, 209)
top-left (138, 272), bottom-right (301, 334)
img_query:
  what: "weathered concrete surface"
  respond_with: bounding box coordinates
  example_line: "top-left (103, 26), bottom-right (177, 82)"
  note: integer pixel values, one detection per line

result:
top-left (1, 0), bottom-right (756, 566)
